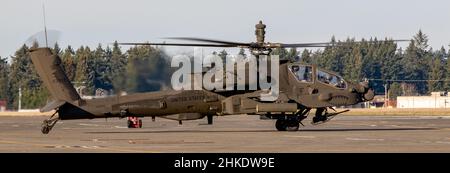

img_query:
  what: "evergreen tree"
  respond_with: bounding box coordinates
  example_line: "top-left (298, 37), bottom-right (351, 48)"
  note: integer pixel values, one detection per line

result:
top-left (110, 41), bottom-right (128, 92)
top-left (0, 56), bottom-right (9, 101)
top-left (126, 45), bottom-right (170, 93)
top-left (402, 30), bottom-right (430, 95)
top-left (61, 46), bottom-right (76, 81)
top-left (343, 44), bottom-right (362, 83)
top-left (238, 48), bottom-right (246, 56)
top-left (92, 44), bottom-right (113, 92)
top-left (318, 36), bottom-right (346, 75)
top-left (8, 44), bottom-right (49, 109)
top-left (428, 47), bottom-right (446, 92)
top-left (381, 41), bottom-right (403, 81)
top-left (218, 49), bottom-right (228, 63)
top-left (74, 46), bottom-right (95, 95)
top-left (8, 44), bottom-right (30, 109)
top-left (310, 49), bottom-right (322, 65)
top-left (446, 48), bottom-right (450, 90)
top-left (361, 39), bottom-right (383, 93)
top-left (52, 42), bottom-right (61, 56)
top-left (271, 47), bottom-right (288, 60)
top-left (388, 82), bottom-right (403, 100)
top-left (300, 49), bottom-right (312, 64)
top-left (287, 48), bottom-right (299, 62)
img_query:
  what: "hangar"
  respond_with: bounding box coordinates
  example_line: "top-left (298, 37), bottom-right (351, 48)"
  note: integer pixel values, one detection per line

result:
top-left (397, 92), bottom-right (450, 108)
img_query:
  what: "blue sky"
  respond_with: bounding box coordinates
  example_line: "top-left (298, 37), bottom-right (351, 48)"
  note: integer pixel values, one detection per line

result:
top-left (1, 0), bottom-right (449, 59)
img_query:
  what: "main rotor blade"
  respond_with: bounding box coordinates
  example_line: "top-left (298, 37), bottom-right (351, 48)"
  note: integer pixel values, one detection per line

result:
top-left (279, 43), bottom-right (331, 48)
top-left (164, 37), bottom-right (251, 46)
top-left (342, 39), bottom-right (410, 44)
top-left (117, 42), bottom-right (242, 47)
top-left (280, 39), bottom-right (410, 48)
top-left (25, 30), bottom-right (62, 48)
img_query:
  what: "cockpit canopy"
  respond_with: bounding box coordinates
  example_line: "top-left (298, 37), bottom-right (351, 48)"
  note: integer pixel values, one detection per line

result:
top-left (290, 65), bottom-right (313, 83)
top-left (289, 64), bottom-right (347, 89)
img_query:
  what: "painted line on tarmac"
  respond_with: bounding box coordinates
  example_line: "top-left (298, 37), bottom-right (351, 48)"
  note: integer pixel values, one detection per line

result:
top-left (436, 141), bottom-right (450, 144)
top-left (283, 135), bottom-right (316, 139)
top-left (379, 116), bottom-right (450, 119)
top-left (331, 122), bottom-right (379, 127)
top-left (345, 137), bottom-right (385, 141)
top-left (0, 139), bottom-right (159, 153)
top-left (333, 122), bottom-right (429, 129)
top-left (78, 123), bottom-right (105, 127)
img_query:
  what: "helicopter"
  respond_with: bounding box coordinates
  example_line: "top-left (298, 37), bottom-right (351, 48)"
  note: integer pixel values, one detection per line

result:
top-left (31, 21), bottom-right (404, 134)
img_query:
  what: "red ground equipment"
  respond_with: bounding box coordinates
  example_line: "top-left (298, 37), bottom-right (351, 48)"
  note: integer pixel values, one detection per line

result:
top-left (127, 117), bottom-right (142, 128)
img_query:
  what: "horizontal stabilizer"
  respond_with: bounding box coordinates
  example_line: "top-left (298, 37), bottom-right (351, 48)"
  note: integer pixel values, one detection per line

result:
top-left (40, 100), bottom-right (66, 112)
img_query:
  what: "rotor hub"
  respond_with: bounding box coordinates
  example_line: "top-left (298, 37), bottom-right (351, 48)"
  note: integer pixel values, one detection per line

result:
top-left (255, 20), bottom-right (266, 44)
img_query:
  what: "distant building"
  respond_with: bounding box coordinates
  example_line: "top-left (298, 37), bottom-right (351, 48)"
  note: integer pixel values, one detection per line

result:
top-left (397, 92), bottom-right (450, 108)
top-left (0, 100), bottom-right (6, 112)
top-left (364, 95), bottom-right (395, 108)
top-left (371, 95), bottom-right (386, 108)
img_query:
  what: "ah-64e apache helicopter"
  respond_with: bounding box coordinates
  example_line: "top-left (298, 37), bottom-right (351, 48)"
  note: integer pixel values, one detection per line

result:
top-left (31, 21), bottom-right (402, 134)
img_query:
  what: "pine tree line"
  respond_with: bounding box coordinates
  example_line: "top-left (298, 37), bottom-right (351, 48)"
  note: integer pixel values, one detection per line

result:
top-left (0, 41), bottom-right (171, 110)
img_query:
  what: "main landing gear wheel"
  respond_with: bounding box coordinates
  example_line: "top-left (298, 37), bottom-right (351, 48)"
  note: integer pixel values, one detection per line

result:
top-left (274, 107), bottom-right (310, 132)
top-left (275, 119), bottom-right (287, 131)
top-left (275, 119), bottom-right (299, 131)
top-left (285, 120), bottom-right (300, 131)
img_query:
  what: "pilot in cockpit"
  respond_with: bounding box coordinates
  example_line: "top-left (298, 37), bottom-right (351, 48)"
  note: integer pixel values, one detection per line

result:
top-left (291, 66), bottom-right (299, 73)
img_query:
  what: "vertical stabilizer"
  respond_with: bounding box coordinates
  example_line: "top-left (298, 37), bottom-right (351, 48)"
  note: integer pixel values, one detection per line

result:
top-left (30, 48), bottom-right (81, 102)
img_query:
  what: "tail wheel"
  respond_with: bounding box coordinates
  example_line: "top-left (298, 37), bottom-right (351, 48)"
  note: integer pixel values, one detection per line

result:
top-left (41, 111), bottom-right (59, 134)
top-left (41, 125), bottom-right (50, 134)
top-left (138, 120), bottom-right (143, 128)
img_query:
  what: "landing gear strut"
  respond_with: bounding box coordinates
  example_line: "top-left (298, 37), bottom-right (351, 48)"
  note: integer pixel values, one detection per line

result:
top-left (311, 107), bottom-right (349, 125)
top-left (274, 107), bottom-right (349, 131)
top-left (41, 112), bottom-right (59, 134)
top-left (207, 115), bottom-right (213, 125)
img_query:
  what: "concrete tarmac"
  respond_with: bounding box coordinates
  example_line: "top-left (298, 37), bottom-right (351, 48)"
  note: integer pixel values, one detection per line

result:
top-left (1, 115), bottom-right (450, 152)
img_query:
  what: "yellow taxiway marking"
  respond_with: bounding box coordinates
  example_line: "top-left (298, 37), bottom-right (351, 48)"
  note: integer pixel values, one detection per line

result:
top-left (0, 139), bottom-right (159, 153)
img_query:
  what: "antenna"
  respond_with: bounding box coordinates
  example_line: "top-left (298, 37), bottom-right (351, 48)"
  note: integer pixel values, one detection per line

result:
top-left (42, 3), bottom-right (48, 47)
